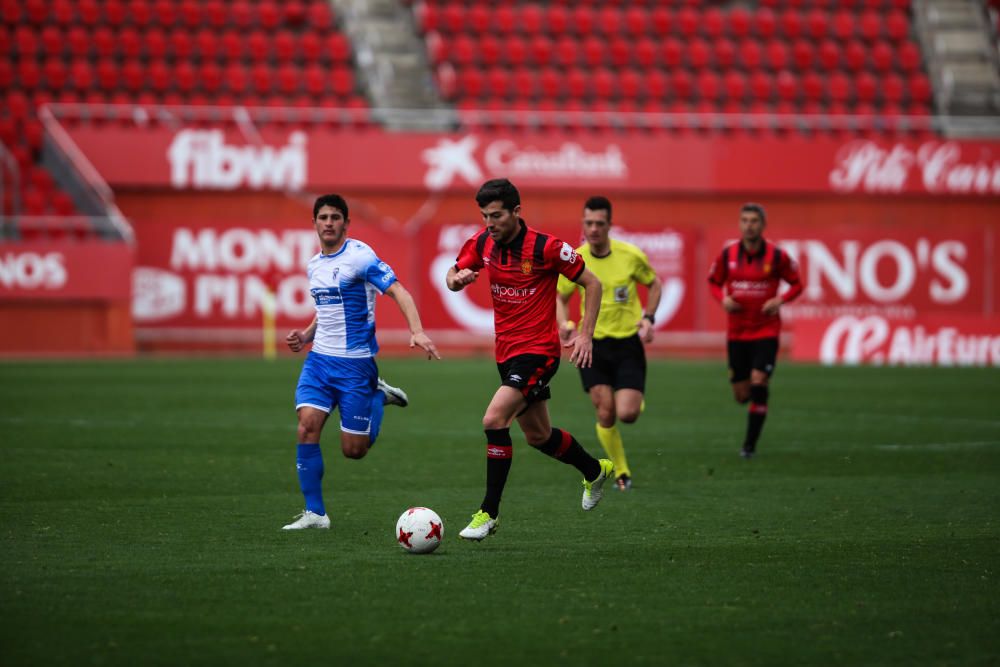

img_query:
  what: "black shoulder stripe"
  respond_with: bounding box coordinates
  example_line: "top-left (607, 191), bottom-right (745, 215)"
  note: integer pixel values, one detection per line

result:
top-left (533, 232), bottom-right (548, 265)
top-left (772, 246), bottom-right (783, 275)
top-left (475, 230), bottom-right (489, 257)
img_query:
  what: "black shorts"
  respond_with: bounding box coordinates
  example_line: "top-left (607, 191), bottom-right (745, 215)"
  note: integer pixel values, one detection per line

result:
top-left (578, 334), bottom-right (646, 393)
top-left (497, 354), bottom-right (560, 404)
top-left (728, 337), bottom-right (779, 383)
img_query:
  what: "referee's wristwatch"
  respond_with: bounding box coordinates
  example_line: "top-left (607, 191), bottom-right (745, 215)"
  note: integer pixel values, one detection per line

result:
top-left (642, 313), bottom-right (655, 325)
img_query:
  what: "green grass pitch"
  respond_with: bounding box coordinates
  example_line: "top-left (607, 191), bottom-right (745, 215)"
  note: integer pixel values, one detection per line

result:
top-left (1, 357), bottom-right (998, 666)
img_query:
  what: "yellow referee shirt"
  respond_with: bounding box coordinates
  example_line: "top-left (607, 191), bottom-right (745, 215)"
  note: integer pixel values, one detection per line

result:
top-left (557, 238), bottom-right (657, 340)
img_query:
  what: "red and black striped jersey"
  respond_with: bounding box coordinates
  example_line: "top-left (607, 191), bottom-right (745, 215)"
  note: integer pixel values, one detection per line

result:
top-left (455, 219), bottom-right (586, 362)
top-left (707, 239), bottom-right (803, 340)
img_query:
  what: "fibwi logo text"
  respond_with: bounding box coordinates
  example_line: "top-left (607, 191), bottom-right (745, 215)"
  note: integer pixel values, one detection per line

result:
top-left (167, 130), bottom-right (307, 191)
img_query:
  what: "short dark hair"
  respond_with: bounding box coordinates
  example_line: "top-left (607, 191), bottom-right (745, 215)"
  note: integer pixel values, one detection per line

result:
top-left (740, 202), bottom-right (767, 224)
top-left (313, 194), bottom-right (349, 220)
top-left (475, 178), bottom-right (520, 212)
top-left (583, 195), bottom-right (612, 223)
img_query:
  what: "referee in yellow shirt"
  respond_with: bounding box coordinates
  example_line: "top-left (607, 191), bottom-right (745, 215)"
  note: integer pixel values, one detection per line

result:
top-left (556, 196), bottom-right (662, 491)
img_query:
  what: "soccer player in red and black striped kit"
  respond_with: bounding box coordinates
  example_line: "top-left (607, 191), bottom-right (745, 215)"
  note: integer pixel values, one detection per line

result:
top-left (446, 178), bottom-right (615, 541)
top-left (708, 203), bottom-right (804, 459)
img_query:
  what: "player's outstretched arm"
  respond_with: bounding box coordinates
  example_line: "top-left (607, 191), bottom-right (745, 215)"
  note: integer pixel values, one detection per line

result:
top-left (446, 265), bottom-right (479, 291)
top-left (566, 268), bottom-right (601, 368)
top-left (286, 316), bottom-right (317, 353)
top-left (385, 282), bottom-right (442, 360)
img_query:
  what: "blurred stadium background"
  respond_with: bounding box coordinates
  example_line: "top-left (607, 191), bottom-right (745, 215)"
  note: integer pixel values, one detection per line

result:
top-left (1, 0), bottom-right (999, 362)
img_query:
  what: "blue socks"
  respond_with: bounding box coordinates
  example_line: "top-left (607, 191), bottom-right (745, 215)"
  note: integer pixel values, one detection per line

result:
top-left (368, 391), bottom-right (385, 446)
top-left (296, 444), bottom-right (325, 515)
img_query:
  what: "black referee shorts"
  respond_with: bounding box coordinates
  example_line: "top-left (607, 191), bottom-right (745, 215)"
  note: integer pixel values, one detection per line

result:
top-left (578, 334), bottom-right (646, 393)
top-left (727, 337), bottom-right (779, 383)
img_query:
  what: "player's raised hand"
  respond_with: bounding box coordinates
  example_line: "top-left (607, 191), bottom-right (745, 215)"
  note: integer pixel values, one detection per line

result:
top-left (411, 331), bottom-right (442, 360)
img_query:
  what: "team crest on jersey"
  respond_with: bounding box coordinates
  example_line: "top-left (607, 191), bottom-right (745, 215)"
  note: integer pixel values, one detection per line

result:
top-left (763, 262), bottom-right (772, 274)
top-left (520, 259), bottom-right (533, 274)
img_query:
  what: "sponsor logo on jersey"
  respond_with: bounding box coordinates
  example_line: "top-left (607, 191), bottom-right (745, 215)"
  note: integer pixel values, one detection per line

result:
top-left (491, 284), bottom-right (536, 298)
top-left (311, 286), bottom-right (343, 305)
top-left (614, 285), bottom-right (628, 303)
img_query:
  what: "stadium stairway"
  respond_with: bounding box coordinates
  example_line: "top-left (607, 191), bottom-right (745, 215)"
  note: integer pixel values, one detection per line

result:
top-left (914, 0), bottom-right (1000, 136)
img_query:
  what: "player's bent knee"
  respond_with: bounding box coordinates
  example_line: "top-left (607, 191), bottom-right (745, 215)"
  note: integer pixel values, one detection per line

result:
top-left (619, 410), bottom-right (640, 424)
top-left (341, 443), bottom-right (368, 459)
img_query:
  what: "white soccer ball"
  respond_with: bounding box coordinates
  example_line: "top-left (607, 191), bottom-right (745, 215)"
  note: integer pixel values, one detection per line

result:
top-left (395, 507), bottom-right (444, 554)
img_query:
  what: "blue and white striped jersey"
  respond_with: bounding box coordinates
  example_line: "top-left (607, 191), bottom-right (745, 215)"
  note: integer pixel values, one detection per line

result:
top-left (307, 238), bottom-right (397, 358)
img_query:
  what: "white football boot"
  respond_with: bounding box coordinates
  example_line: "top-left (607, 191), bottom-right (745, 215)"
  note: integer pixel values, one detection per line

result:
top-left (581, 459), bottom-right (615, 511)
top-left (377, 377), bottom-right (409, 407)
top-left (282, 510), bottom-right (330, 530)
top-left (458, 510), bottom-right (499, 541)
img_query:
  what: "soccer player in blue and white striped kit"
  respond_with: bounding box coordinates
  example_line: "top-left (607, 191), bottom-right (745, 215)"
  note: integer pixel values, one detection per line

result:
top-left (282, 194), bottom-right (440, 530)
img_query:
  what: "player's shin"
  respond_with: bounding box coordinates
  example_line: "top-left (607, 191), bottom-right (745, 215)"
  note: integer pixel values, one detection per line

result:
top-left (744, 384), bottom-right (769, 453)
top-left (368, 393), bottom-right (385, 447)
top-left (596, 423), bottom-right (630, 478)
top-left (535, 427), bottom-right (601, 481)
top-left (482, 428), bottom-right (513, 518)
top-left (296, 444), bottom-right (325, 515)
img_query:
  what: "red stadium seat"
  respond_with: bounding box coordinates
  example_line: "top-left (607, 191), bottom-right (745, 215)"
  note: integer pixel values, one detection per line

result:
top-left (678, 7), bottom-right (699, 38)
top-left (650, 7), bottom-right (672, 37)
top-left (597, 7), bottom-right (623, 36)
top-left (765, 40), bottom-right (790, 70)
top-left (299, 32), bottom-right (322, 63)
top-left (729, 7), bottom-right (752, 38)
top-left (582, 36), bottom-right (606, 68)
top-left (204, 0), bottom-right (227, 29)
top-left (635, 38), bottom-right (657, 68)
top-left (224, 64), bottom-right (249, 95)
top-left (620, 68), bottom-right (642, 100)
top-left (66, 26), bottom-right (90, 58)
top-left (504, 35), bottom-right (528, 68)
top-left (200, 62), bottom-right (222, 94)
top-left (179, 0), bottom-right (201, 29)
top-left (546, 5), bottom-right (569, 36)
top-left (780, 9), bottom-right (804, 39)
top-left (828, 71), bottom-right (852, 104)
top-left (817, 40), bottom-right (840, 70)
top-left (554, 36), bottom-right (577, 68)
top-left (43, 59), bottom-right (68, 92)
top-left (696, 70), bottom-right (722, 102)
top-left (221, 31), bottom-right (244, 61)
top-left (594, 68), bottom-right (616, 100)
top-left (803, 71), bottom-right (824, 102)
top-left (485, 66), bottom-right (510, 98)
top-left (715, 39), bottom-right (737, 69)
top-left (882, 73), bottom-right (904, 105)
top-left (96, 59), bottom-right (118, 93)
top-left (566, 67), bottom-right (588, 100)
top-left (274, 31), bottom-right (296, 63)
top-left (247, 31), bottom-right (268, 62)
top-left (520, 5), bottom-right (544, 35)
top-left (14, 25), bottom-right (39, 57)
top-left (856, 71), bottom-right (878, 104)
top-left (871, 41), bottom-right (894, 72)
top-left (571, 6), bottom-right (596, 36)
top-left (330, 66), bottom-right (355, 97)
top-left (844, 40), bottom-right (867, 71)
top-left (624, 7), bottom-right (647, 38)
top-left (479, 35), bottom-right (501, 66)
top-left (415, 2), bottom-right (439, 32)
top-left (452, 34), bottom-right (476, 67)
top-left (662, 39), bottom-right (683, 69)
top-left (196, 29), bottom-right (220, 62)
top-left (805, 9), bottom-right (829, 40)
top-left (494, 5), bottom-right (516, 34)
top-left (539, 67), bottom-right (563, 100)
top-left (251, 64), bottom-right (273, 96)
top-left (149, 61), bottom-right (171, 93)
top-left (530, 36), bottom-right (554, 67)
top-left (688, 39), bottom-right (711, 69)
top-left (176, 62), bottom-right (197, 94)
top-left (511, 68), bottom-right (536, 102)
top-left (304, 64), bottom-right (327, 98)
top-left (104, 0), bottom-right (127, 27)
top-left (153, 0), bottom-right (178, 27)
top-left (258, 1), bottom-right (281, 30)
top-left (792, 40), bottom-right (815, 70)
top-left (646, 70), bottom-right (669, 101)
top-left (170, 30), bottom-right (195, 60)
top-left (738, 39), bottom-right (763, 70)
top-left (832, 10), bottom-right (856, 41)
top-left (609, 37), bottom-right (631, 68)
top-left (121, 61), bottom-right (144, 93)
top-left (41, 25), bottom-right (64, 58)
top-left (908, 73), bottom-right (932, 104)
top-left (16, 60), bottom-right (41, 91)
top-left (724, 71), bottom-right (748, 102)
top-left (277, 64), bottom-right (299, 96)
top-left (886, 11), bottom-right (910, 41)
top-left (859, 10), bottom-right (883, 41)
top-left (776, 70), bottom-right (798, 103)
top-left (754, 7), bottom-right (778, 39)
top-left (898, 42), bottom-right (922, 72)
top-left (751, 70), bottom-right (775, 102)
top-left (671, 70), bottom-right (693, 101)
top-left (307, 0), bottom-right (333, 29)
top-left (466, 4), bottom-right (490, 32)
top-left (703, 8), bottom-right (725, 39)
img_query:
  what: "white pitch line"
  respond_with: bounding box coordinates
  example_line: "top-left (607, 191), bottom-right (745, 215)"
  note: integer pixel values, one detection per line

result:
top-left (875, 441), bottom-right (1000, 451)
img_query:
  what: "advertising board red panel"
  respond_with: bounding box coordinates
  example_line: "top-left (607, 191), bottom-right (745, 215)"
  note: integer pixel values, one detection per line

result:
top-left (0, 242), bottom-right (133, 300)
top-left (62, 124), bottom-right (1000, 196)
top-left (791, 314), bottom-right (1000, 366)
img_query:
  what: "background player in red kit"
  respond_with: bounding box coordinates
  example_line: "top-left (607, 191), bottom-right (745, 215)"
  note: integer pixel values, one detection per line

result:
top-left (707, 203), bottom-right (804, 459)
top-left (446, 178), bottom-right (614, 541)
